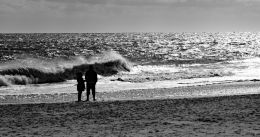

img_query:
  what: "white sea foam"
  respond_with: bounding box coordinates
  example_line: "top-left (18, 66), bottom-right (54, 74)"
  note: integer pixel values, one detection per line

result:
top-left (121, 65), bottom-right (180, 74)
top-left (0, 51), bottom-right (131, 86)
top-left (1, 57), bottom-right (260, 95)
top-left (229, 57), bottom-right (260, 78)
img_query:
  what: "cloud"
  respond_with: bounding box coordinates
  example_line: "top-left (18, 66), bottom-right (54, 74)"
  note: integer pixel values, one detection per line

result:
top-left (41, 0), bottom-right (187, 5)
top-left (1, 0), bottom-right (260, 33)
top-left (31, 0), bottom-right (260, 6)
top-left (1, 0), bottom-right (259, 17)
top-left (1, 0), bottom-right (260, 13)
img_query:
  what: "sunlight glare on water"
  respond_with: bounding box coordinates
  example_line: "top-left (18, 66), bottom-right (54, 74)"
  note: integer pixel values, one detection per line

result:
top-left (230, 57), bottom-right (260, 78)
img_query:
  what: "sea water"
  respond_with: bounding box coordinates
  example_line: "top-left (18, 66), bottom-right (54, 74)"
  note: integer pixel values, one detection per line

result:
top-left (1, 33), bottom-right (260, 96)
top-left (1, 57), bottom-right (260, 95)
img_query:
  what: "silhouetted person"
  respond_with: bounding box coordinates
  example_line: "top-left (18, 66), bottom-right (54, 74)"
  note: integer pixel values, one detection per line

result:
top-left (85, 65), bottom-right (98, 101)
top-left (76, 72), bottom-right (85, 102)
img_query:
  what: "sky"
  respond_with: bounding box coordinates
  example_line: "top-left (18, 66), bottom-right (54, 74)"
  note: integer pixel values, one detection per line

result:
top-left (0, 0), bottom-right (260, 33)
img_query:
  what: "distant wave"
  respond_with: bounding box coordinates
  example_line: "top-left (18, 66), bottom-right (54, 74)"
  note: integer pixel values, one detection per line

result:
top-left (0, 51), bottom-right (131, 86)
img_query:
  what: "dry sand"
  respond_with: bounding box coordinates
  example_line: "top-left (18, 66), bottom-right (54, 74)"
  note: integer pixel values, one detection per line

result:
top-left (0, 82), bottom-right (260, 136)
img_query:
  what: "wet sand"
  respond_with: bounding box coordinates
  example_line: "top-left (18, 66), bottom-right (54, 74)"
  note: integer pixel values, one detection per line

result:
top-left (1, 80), bottom-right (260, 104)
top-left (0, 81), bottom-right (260, 136)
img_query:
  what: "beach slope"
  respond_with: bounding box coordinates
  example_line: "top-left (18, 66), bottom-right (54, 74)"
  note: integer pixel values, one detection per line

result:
top-left (0, 93), bottom-right (259, 136)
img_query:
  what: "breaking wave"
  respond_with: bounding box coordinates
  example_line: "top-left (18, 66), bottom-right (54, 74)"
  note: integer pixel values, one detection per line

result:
top-left (0, 51), bottom-right (131, 86)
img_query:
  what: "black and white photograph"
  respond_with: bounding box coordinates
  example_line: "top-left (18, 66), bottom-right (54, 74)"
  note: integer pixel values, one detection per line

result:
top-left (0, 0), bottom-right (260, 136)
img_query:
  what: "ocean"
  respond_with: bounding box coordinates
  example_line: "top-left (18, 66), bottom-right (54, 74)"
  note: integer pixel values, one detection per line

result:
top-left (1, 32), bottom-right (260, 95)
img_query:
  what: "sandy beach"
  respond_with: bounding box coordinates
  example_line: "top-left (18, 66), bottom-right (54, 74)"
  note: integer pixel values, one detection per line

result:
top-left (1, 4), bottom-right (260, 136)
top-left (0, 81), bottom-right (260, 137)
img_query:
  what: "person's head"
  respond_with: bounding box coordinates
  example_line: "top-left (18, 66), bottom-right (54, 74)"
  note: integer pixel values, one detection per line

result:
top-left (89, 65), bottom-right (94, 70)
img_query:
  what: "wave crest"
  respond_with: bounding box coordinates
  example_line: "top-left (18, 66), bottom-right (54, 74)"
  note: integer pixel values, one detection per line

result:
top-left (0, 51), bottom-right (131, 86)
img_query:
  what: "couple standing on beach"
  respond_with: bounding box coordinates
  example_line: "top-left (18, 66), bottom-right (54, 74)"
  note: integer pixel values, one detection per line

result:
top-left (76, 65), bottom-right (98, 102)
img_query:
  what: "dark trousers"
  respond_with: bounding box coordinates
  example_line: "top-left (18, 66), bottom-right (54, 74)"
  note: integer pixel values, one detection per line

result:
top-left (86, 82), bottom-right (96, 101)
top-left (77, 83), bottom-right (85, 102)
top-left (78, 91), bottom-right (83, 102)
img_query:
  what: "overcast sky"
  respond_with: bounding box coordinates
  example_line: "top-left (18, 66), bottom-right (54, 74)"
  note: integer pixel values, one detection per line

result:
top-left (0, 0), bottom-right (260, 33)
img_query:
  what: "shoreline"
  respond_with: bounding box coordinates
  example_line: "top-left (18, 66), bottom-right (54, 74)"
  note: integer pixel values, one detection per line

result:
top-left (1, 80), bottom-right (260, 105)
top-left (1, 75), bottom-right (260, 95)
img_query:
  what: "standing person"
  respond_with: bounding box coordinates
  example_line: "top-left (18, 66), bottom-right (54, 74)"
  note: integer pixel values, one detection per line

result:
top-left (76, 72), bottom-right (85, 102)
top-left (85, 65), bottom-right (98, 101)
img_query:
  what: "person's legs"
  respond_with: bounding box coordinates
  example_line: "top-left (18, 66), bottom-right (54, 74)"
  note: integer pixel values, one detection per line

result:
top-left (86, 84), bottom-right (90, 101)
top-left (78, 91), bottom-right (82, 102)
top-left (91, 83), bottom-right (96, 101)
